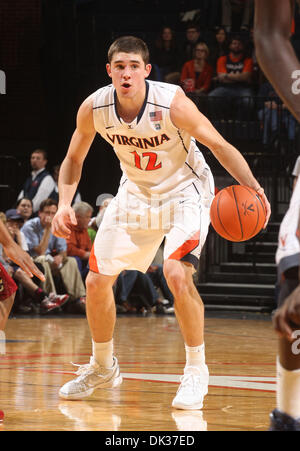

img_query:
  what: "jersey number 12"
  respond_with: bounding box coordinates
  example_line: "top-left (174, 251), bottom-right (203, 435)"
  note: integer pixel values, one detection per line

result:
top-left (131, 150), bottom-right (162, 171)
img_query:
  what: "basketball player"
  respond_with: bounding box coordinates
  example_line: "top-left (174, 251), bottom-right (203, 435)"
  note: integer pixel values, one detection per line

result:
top-left (254, 0), bottom-right (300, 431)
top-left (52, 36), bottom-right (270, 409)
top-left (0, 218), bottom-right (45, 330)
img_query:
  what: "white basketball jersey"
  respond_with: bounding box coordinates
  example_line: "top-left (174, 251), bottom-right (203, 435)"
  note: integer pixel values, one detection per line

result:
top-left (92, 80), bottom-right (212, 196)
top-left (276, 174), bottom-right (300, 264)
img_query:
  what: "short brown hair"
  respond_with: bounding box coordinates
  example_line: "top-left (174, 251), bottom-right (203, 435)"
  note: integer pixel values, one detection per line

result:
top-left (39, 198), bottom-right (58, 212)
top-left (108, 36), bottom-right (149, 65)
top-left (31, 149), bottom-right (48, 159)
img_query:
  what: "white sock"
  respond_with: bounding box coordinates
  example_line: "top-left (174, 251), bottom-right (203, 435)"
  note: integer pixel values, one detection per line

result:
top-left (92, 339), bottom-right (114, 368)
top-left (184, 343), bottom-right (207, 374)
top-left (277, 357), bottom-right (300, 419)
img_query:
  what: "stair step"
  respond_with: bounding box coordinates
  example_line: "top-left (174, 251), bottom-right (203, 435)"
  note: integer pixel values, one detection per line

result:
top-left (207, 272), bottom-right (276, 284)
top-left (255, 231), bottom-right (278, 242)
top-left (204, 304), bottom-right (273, 313)
top-left (200, 293), bottom-right (275, 310)
top-left (220, 262), bottom-right (277, 274)
top-left (198, 282), bottom-right (275, 296)
top-left (230, 253), bottom-right (275, 263)
top-left (264, 222), bottom-right (281, 232)
top-left (245, 242), bottom-right (278, 253)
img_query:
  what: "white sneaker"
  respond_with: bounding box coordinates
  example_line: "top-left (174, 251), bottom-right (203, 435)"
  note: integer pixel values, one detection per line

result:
top-left (172, 366), bottom-right (209, 410)
top-left (59, 356), bottom-right (122, 400)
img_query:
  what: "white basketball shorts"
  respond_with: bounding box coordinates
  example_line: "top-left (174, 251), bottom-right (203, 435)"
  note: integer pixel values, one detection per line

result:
top-left (89, 177), bottom-right (214, 276)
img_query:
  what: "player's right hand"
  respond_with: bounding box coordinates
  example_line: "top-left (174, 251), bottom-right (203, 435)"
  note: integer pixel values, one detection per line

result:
top-left (51, 205), bottom-right (77, 239)
top-left (3, 241), bottom-right (45, 282)
top-left (256, 187), bottom-right (271, 229)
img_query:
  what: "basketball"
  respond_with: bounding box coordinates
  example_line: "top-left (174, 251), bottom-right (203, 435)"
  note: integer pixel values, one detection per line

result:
top-left (210, 185), bottom-right (266, 242)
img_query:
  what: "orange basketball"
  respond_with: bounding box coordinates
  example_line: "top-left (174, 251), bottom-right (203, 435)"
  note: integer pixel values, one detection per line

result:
top-left (210, 185), bottom-right (266, 242)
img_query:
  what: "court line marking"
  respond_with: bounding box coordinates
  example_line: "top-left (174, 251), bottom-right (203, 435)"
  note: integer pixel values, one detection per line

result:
top-left (0, 366), bottom-right (276, 392)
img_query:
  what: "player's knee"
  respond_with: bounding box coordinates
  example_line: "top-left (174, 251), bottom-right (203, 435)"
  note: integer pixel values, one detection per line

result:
top-left (163, 260), bottom-right (189, 297)
top-left (86, 272), bottom-right (115, 299)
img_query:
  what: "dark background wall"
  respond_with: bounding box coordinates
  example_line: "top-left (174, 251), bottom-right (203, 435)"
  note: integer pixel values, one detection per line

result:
top-left (0, 0), bottom-right (187, 209)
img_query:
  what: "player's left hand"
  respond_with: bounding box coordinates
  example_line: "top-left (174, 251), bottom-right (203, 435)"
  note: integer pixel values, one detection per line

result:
top-left (273, 285), bottom-right (300, 341)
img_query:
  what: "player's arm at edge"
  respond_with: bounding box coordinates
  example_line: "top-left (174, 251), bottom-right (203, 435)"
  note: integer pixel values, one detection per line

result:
top-left (254, 0), bottom-right (300, 122)
top-left (0, 219), bottom-right (45, 281)
top-left (52, 95), bottom-right (96, 238)
top-left (170, 89), bottom-right (271, 226)
top-left (58, 95), bottom-right (96, 208)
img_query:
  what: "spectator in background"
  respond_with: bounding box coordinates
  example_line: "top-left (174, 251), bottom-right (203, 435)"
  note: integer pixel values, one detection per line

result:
top-left (17, 149), bottom-right (56, 215)
top-left (257, 80), bottom-right (296, 146)
top-left (50, 164), bottom-right (82, 205)
top-left (114, 270), bottom-right (160, 314)
top-left (21, 198), bottom-right (86, 314)
top-left (150, 26), bottom-right (181, 84)
top-left (208, 36), bottom-right (253, 119)
top-left (180, 42), bottom-right (213, 95)
top-left (5, 209), bottom-right (28, 251)
top-left (0, 216), bottom-right (45, 330)
top-left (2, 209), bottom-right (65, 314)
top-left (88, 193), bottom-right (114, 242)
top-left (209, 27), bottom-right (228, 74)
top-left (221, 0), bottom-right (254, 32)
top-left (66, 201), bottom-right (93, 281)
top-left (146, 264), bottom-right (174, 314)
top-left (180, 22), bottom-right (205, 65)
top-left (16, 197), bottom-right (33, 223)
top-left (146, 241), bottom-right (174, 314)
top-left (245, 27), bottom-right (261, 90)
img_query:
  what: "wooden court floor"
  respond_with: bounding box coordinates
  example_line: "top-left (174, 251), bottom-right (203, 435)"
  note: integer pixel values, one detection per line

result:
top-left (0, 313), bottom-right (277, 431)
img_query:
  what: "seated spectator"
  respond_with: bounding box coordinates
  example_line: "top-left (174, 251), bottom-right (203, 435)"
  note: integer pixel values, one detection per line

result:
top-left (146, 264), bottom-right (174, 314)
top-left (114, 269), bottom-right (170, 315)
top-left (5, 209), bottom-right (28, 251)
top-left (88, 193), bottom-right (114, 242)
top-left (208, 27), bottom-right (228, 74)
top-left (245, 27), bottom-right (263, 90)
top-left (21, 198), bottom-right (86, 314)
top-left (2, 209), bottom-right (67, 314)
top-left (221, 0), bottom-right (254, 33)
top-left (257, 80), bottom-right (296, 146)
top-left (114, 270), bottom-right (159, 314)
top-left (66, 201), bottom-right (93, 280)
top-left (180, 22), bottom-right (206, 65)
top-left (208, 36), bottom-right (253, 119)
top-left (17, 149), bottom-right (56, 215)
top-left (16, 197), bottom-right (33, 223)
top-left (50, 164), bottom-right (82, 205)
top-left (180, 42), bottom-right (213, 95)
top-left (150, 26), bottom-right (181, 84)
top-left (146, 242), bottom-right (174, 314)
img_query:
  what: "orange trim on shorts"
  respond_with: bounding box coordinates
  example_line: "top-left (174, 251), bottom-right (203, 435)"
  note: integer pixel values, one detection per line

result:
top-left (168, 230), bottom-right (200, 260)
top-left (89, 244), bottom-right (99, 273)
